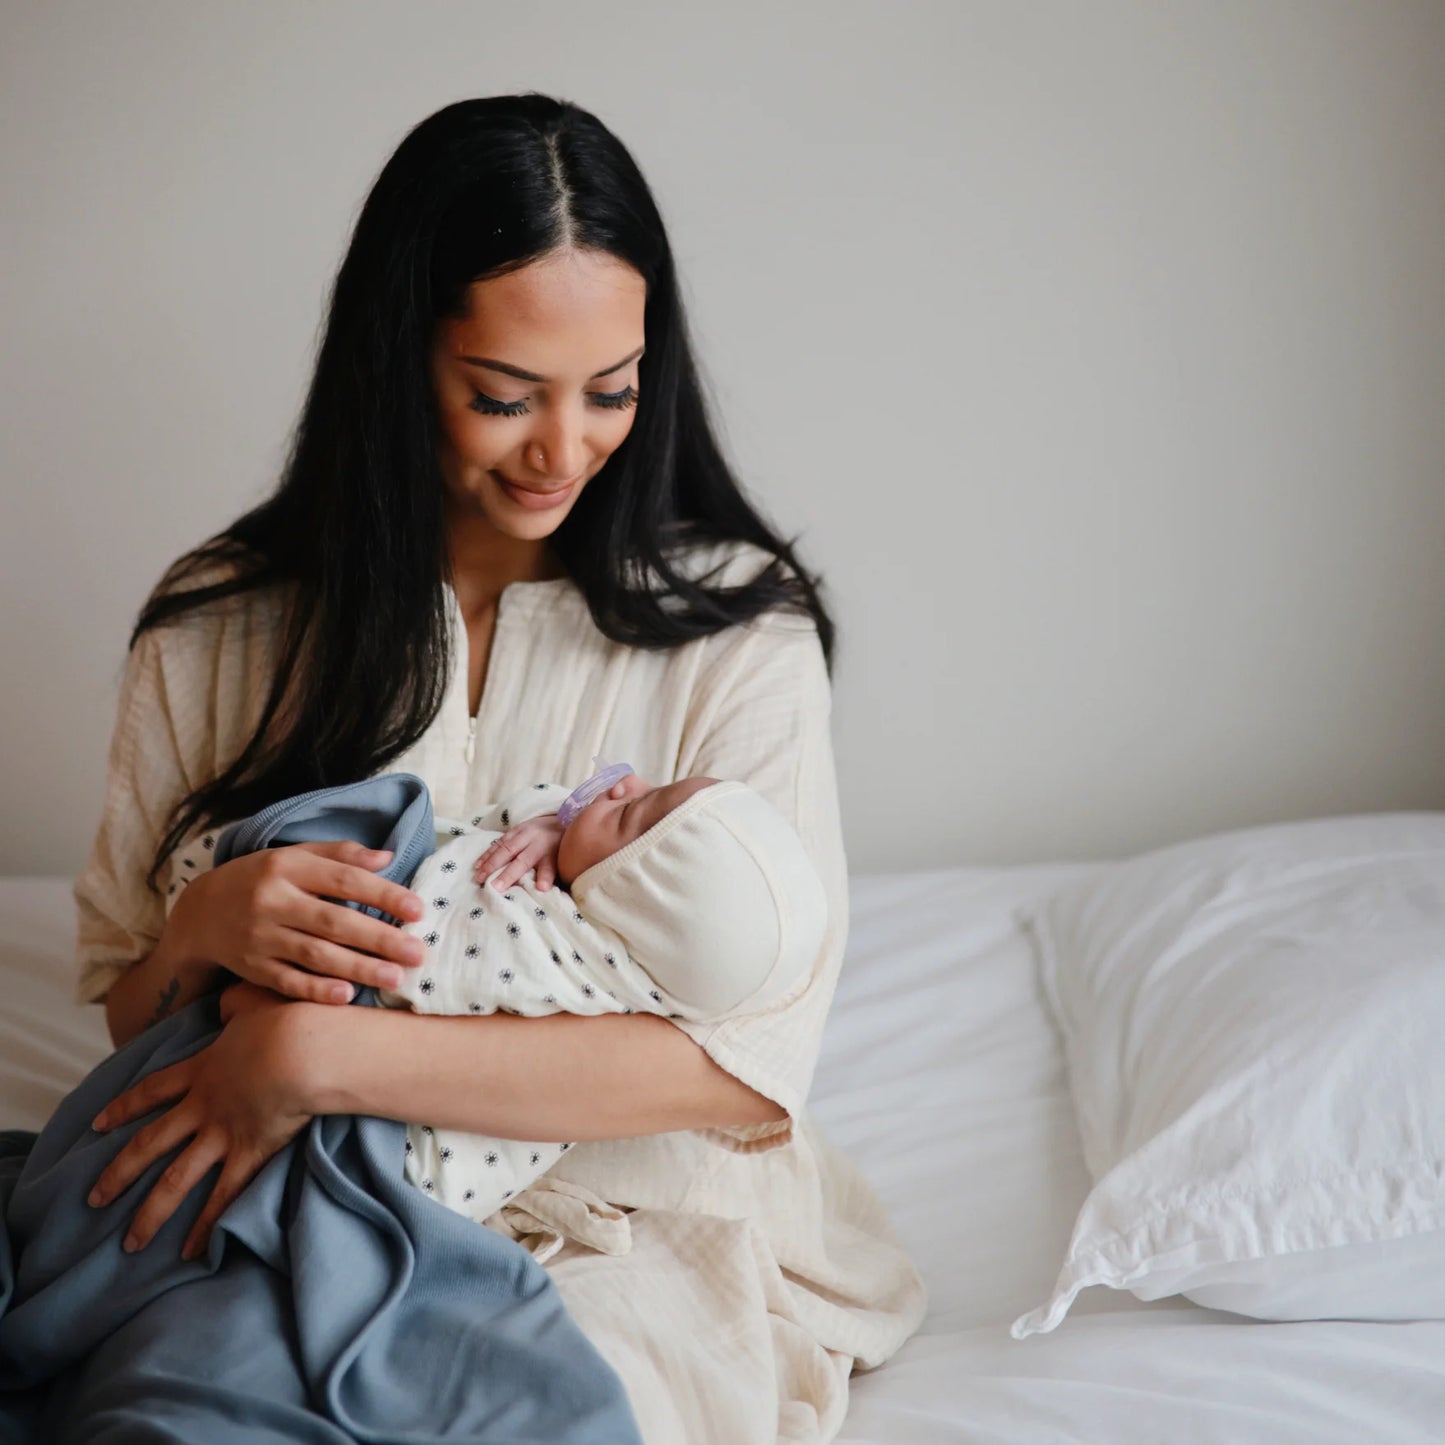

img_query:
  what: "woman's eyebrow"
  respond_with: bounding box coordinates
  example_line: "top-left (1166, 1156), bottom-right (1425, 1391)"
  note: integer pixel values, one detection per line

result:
top-left (455, 346), bottom-right (645, 384)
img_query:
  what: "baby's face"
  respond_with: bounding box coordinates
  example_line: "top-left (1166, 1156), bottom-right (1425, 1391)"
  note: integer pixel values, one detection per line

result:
top-left (557, 774), bottom-right (718, 884)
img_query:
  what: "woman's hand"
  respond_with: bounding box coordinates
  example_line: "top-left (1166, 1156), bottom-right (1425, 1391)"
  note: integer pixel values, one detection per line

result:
top-left (474, 815), bottom-right (566, 891)
top-left (172, 840), bottom-right (428, 1005)
top-left (87, 993), bottom-right (320, 1261)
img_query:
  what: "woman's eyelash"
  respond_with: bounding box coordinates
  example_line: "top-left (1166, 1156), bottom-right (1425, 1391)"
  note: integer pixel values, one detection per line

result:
top-left (591, 385), bottom-right (639, 412)
top-left (469, 392), bottom-right (528, 418)
top-left (468, 385), bottom-right (639, 418)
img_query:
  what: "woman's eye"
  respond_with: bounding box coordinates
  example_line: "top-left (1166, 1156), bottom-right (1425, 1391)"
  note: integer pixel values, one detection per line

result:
top-left (589, 385), bottom-right (639, 412)
top-left (468, 385), bottom-right (638, 418)
top-left (469, 391), bottom-right (529, 418)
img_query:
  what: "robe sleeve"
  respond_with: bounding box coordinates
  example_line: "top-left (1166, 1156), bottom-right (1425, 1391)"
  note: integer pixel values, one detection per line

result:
top-left (670, 607), bottom-right (849, 1154)
top-left (73, 562), bottom-right (293, 1005)
top-left (71, 626), bottom-right (201, 1005)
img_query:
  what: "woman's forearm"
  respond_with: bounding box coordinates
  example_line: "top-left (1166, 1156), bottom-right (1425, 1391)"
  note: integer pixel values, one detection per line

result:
top-left (295, 1004), bottom-right (787, 1141)
top-left (102, 915), bottom-right (221, 1050)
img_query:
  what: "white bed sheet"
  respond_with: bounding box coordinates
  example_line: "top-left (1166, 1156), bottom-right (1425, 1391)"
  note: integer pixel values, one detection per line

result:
top-left (4, 868), bottom-right (1444, 1443)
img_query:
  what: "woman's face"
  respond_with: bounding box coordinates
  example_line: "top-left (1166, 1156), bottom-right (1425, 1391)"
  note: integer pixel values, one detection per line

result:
top-left (430, 246), bottom-right (648, 543)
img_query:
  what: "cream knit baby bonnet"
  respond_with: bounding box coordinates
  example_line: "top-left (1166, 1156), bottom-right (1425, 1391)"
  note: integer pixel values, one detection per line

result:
top-left (569, 780), bottom-right (829, 1019)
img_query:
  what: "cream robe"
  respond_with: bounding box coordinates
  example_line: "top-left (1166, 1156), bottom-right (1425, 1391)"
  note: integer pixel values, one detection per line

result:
top-left (72, 543), bottom-right (928, 1444)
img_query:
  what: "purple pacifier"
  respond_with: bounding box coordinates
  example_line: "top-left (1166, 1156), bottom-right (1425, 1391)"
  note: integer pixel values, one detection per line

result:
top-left (556, 755), bottom-right (636, 826)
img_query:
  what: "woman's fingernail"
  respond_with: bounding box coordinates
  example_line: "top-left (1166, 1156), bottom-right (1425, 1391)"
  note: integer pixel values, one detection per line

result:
top-left (91, 1113), bottom-right (109, 1132)
top-left (331, 983), bottom-right (354, 1004)
top-left (88, 1188), bottom-right (106, 1208)
top-left (380, 966), bottom-right (404, 989)
top-left (122, 1233), bottom-right (140, 1253)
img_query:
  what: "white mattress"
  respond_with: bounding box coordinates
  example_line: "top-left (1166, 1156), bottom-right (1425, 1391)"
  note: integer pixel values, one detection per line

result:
top-left (5, 867), bottom-right (1444, 1442)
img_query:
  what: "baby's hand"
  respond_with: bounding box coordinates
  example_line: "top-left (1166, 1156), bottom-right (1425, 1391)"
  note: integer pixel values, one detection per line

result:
top-left (474, 815), bottom-right (566, 892)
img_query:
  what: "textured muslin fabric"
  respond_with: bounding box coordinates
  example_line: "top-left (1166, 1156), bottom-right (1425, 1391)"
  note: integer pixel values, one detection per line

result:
top-left (71, 541), bottom-right (928, 1443)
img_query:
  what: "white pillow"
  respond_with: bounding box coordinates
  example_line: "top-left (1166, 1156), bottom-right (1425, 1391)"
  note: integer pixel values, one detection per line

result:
top-left (1011, 812), bottom-right (1445, 1339)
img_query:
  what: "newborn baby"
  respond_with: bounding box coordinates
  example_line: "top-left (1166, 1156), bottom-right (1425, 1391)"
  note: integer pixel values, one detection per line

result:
top-left (376, 760), bottom-right (828, 1225)
top-left (160, 760), bottom-right (828, 1230)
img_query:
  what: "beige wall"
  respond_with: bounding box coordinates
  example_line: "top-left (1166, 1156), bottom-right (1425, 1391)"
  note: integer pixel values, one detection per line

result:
top-left (4, 0), bottom-right (1443, 875)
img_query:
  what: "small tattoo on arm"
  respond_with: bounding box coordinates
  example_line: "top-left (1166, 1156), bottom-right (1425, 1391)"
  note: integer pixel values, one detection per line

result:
top-left (147, 976), bottom-right (181, 1028)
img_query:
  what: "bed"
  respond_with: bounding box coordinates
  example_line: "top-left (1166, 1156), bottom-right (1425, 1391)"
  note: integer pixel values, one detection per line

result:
top-left (4, 843), bottom-right (1444, 1443)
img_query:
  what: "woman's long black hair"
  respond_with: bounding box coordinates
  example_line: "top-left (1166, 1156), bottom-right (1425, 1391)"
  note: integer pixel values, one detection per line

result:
top-left (134, 93), bottom-right (834, 890)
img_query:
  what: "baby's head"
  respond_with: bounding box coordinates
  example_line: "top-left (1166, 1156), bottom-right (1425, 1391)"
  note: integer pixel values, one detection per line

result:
top-left (556, 772), bottom-right (717, 885)
top-left (559, 772), bottom-right (829, 1019)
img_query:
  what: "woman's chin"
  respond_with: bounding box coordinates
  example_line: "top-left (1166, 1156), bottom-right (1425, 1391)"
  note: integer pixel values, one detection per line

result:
top-left (491, 510), bottom-right (569, 542)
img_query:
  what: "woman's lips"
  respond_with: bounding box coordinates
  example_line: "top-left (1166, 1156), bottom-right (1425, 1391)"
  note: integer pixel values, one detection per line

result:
top-left (493, 473), bottom-right (579, 510)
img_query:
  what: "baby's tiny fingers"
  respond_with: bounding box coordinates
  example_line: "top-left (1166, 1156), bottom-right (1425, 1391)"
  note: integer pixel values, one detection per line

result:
top-left (500, 859), bottom-right (533, 891)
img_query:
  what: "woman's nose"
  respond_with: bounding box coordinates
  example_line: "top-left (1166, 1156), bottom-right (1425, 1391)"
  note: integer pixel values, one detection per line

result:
top-left (525, 404), bottom-right (588, 483)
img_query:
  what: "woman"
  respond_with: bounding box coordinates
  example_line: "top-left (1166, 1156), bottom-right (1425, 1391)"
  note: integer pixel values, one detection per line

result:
top-left (73, 94), bottom-right (926, 1442)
